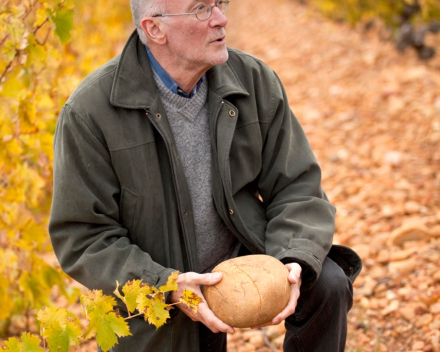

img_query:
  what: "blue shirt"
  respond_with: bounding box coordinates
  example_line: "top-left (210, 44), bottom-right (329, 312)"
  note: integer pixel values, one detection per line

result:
top-left (146, 46), bottom-right (204, 99)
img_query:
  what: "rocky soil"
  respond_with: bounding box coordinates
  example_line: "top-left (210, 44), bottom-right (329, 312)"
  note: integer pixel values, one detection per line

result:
top-left (225, 0), bottom-right (440, 351)
top-left (5, 0), bottom-right (438, 351)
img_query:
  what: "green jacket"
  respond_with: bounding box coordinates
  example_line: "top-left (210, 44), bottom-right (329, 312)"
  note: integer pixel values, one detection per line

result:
top-left (49, 31), bottom-right (361, 352)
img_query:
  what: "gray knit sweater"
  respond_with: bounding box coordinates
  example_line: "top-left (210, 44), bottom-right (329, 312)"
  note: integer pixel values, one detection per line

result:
top-left (153, 76), bottom-right (240, 273)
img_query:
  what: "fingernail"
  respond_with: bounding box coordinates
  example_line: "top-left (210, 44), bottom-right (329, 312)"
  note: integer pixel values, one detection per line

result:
top-left (273, 319), bottom-right (280, 325)
top-left (213, 272), bottom-right (222, 280)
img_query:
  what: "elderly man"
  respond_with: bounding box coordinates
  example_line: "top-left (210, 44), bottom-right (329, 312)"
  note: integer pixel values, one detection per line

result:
top-left (49, 0), bottom-right (361, 351)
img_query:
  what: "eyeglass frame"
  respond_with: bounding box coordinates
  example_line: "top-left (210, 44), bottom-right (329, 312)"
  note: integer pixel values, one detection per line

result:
top-left (152, 0), bottom-right (230, 21)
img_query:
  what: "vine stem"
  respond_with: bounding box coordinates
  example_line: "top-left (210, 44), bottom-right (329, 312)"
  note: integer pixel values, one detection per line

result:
top-left (124, 313), bottom-right (144, 321)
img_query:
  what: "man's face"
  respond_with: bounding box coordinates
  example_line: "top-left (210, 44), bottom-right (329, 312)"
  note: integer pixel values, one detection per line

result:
top-left (161, 0), bottom-right (229, 72)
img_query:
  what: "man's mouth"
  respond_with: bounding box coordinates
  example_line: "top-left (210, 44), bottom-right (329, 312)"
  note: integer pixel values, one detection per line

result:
top-left (212, 36), bottom-right (225, 43)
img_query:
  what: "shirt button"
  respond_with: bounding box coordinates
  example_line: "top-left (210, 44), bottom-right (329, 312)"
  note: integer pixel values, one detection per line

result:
top-left (183, 210), bottom-right (188, 216)
top-left (156, 113), bottom-right (162, 119)
top-left (229, 209), bottom-right (234, 215)
top-left (229, 110), bottom-right (236, 117)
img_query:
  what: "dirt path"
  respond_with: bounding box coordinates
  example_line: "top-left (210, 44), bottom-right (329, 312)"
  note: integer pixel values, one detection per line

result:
top-left (225, 1), bottom-right (440, 351)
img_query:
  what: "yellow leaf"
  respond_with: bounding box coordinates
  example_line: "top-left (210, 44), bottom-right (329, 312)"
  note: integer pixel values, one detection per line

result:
top-left (4, 139), bottom-right (23, 156)
top-left (0, 67), bottom-right (27, 99)
top-left (113, 279), bottom-right (152, 314)
top-left (20, 220), bottom-right (47, 251)
top-left (26, 34), bottom-right (47, 66)
top-left (0, 274), bottom-right (15, 320)
top-left (19, 96), bottom-right (38, 134)
top-left (136, 292), bottom-right (170, 329)
top-left (179, 289), bottom-right (202, 314)
top-left (81, 290), bottom-right (117, 318)
top-left (159, 271), bottom-right (179, 292)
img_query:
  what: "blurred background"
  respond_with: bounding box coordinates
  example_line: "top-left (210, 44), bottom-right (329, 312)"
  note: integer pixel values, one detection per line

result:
top-left (1, 0), bottom-right (439, 351)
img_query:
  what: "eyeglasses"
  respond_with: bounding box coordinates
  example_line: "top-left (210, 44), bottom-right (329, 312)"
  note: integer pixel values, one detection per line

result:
top-left (153, 0), bottom-right (230, 21)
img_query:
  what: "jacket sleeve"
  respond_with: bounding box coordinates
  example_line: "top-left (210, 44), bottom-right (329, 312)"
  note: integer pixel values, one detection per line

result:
top-left (49, 104), bottom-right (175, 296)
top-left (259, 71), bottom-right (336, 289)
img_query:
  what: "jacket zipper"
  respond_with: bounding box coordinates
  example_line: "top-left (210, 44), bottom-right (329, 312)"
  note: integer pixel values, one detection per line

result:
top-left (145, 108), bottom-right (195, 272)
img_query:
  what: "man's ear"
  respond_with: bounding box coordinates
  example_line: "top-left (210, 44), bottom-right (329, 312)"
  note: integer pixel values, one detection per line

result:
top-left (141, 17), bottom-right (167, 45)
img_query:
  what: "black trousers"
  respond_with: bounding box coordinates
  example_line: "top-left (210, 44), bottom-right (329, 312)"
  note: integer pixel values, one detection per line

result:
top-left (199, 257), bottom-right (354, 352)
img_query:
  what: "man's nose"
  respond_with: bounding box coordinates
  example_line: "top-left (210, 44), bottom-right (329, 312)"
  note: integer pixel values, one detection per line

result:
top-left (209, 6), bottom-right (228, 27)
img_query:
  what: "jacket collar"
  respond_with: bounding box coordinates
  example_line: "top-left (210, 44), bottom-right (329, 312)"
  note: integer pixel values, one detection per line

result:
top-left (110, 31), bottom-right (249, 109)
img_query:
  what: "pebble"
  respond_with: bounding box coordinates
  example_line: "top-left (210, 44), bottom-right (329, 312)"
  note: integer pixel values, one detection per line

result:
top-left (400, 306), bottom-right (416, 321)
top-left (249, 334), bottom-right (265, 349)
top-left (390, 248), bottom-right (415, 261)
top-left (237, 343), bottom-right (256, 352)
top-left (381, 300), bottom-right (399, 316)
top-left (271, 335), bottom-right (284, 349)
top-left (412, 341), bottom-right (425, 350)
top-left (416, 314), bottom-right (434, 328)
top-left (264, 324), bottom-right (285, 339)
top-left (388, 258), bottom-right (418, 274)
top-left (430, 303), bottom-right (440, 315)
top-left (390, 224), bottom-right (431, 246)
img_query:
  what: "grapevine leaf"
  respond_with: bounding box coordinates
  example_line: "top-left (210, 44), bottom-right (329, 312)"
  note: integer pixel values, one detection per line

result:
top-left (159, 271), bottom-right (179, 293)
top-left (3, 333), bottom-right (45, 352)
top-left (113, 280), bottom-right (152, 314)
top-left (136, 292), bottom-right (170, 329)
top-left (180, 289), bottom-right (203, 314)
top-left (46, 8), bottom-right (74, 44)
top-left (37, 306), bottom-right (67, 331)
top-left (21, 333), bottom-right (45, 352)
top-left (135, 292), bottom-right (149, 316)
top-left (81, 290), bottom-right (117, 317)
top-left (86, 311), bottom-right (131, 352)
top-left (3, 337), bottom-right (20, 351)
top-left (37, 307), bottom-right (81, 351)
top-left (0, 275), bottom-right (14, 320)
top-left (46, 328), bottom-right (69, 352)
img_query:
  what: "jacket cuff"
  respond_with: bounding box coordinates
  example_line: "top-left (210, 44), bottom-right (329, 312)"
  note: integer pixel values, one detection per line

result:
top-left (275, 239), bottom-right (329, 289)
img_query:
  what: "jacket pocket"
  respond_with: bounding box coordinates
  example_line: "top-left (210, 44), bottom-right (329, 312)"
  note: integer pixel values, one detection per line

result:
top-left (327, 244), bottom-right (362, 283)
top-left (119, 186), bottom-right (138, 235)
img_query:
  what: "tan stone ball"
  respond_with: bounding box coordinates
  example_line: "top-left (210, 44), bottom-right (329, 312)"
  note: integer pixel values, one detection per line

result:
top-left (203, 255), bottom-right (291, 328)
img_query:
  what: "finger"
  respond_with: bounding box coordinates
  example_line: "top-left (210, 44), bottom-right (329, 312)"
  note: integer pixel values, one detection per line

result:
top-left (198, 305), bottom-right (235, 334)
top-left (180, 271), bottom-right (223, 286)
top-left (285, 263), bottom-right (302, 285)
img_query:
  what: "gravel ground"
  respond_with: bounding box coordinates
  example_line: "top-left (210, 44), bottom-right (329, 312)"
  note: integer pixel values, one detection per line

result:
top-left (226, 0), bottom-right (440, 351)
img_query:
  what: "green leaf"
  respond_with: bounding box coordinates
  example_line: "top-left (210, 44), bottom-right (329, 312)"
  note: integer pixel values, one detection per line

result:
top-left (3, 337), bottom-right (21, 351)
top-left (47, 8), bottom-right (74, 44)
top-left (21, 333), bottom-right (45, 352)
top-left (37, 307), bottom-right (81, 352)
top-left (81, 290), bottom-right (117, 317)
top-left (3, 333), bottom-right (45, 352)
top-left (86, 311), bottom-right (131, 352)
top-left (46, 328), bottom-right (69, 352)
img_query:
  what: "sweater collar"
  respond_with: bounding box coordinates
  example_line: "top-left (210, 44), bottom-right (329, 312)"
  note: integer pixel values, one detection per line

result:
top-left (110, 31), bottom-right (249, 109)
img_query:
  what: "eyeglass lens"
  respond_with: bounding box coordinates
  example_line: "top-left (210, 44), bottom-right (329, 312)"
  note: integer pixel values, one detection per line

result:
top-left (195, 1), bottom-right (229, 20)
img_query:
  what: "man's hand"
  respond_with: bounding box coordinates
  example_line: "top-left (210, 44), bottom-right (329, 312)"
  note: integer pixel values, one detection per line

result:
top-left (170, 272), bottom-right (235, 334)
top-left (253, 262), bottom-right (302, 328)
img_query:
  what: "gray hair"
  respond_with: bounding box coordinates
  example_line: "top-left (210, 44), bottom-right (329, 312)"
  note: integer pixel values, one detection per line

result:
top-left (130, 0), bottom-right (166, 44)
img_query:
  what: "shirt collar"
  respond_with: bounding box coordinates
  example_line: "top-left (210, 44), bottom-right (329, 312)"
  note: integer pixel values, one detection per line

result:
top-left (145, 45), bottom-right (204, 99)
